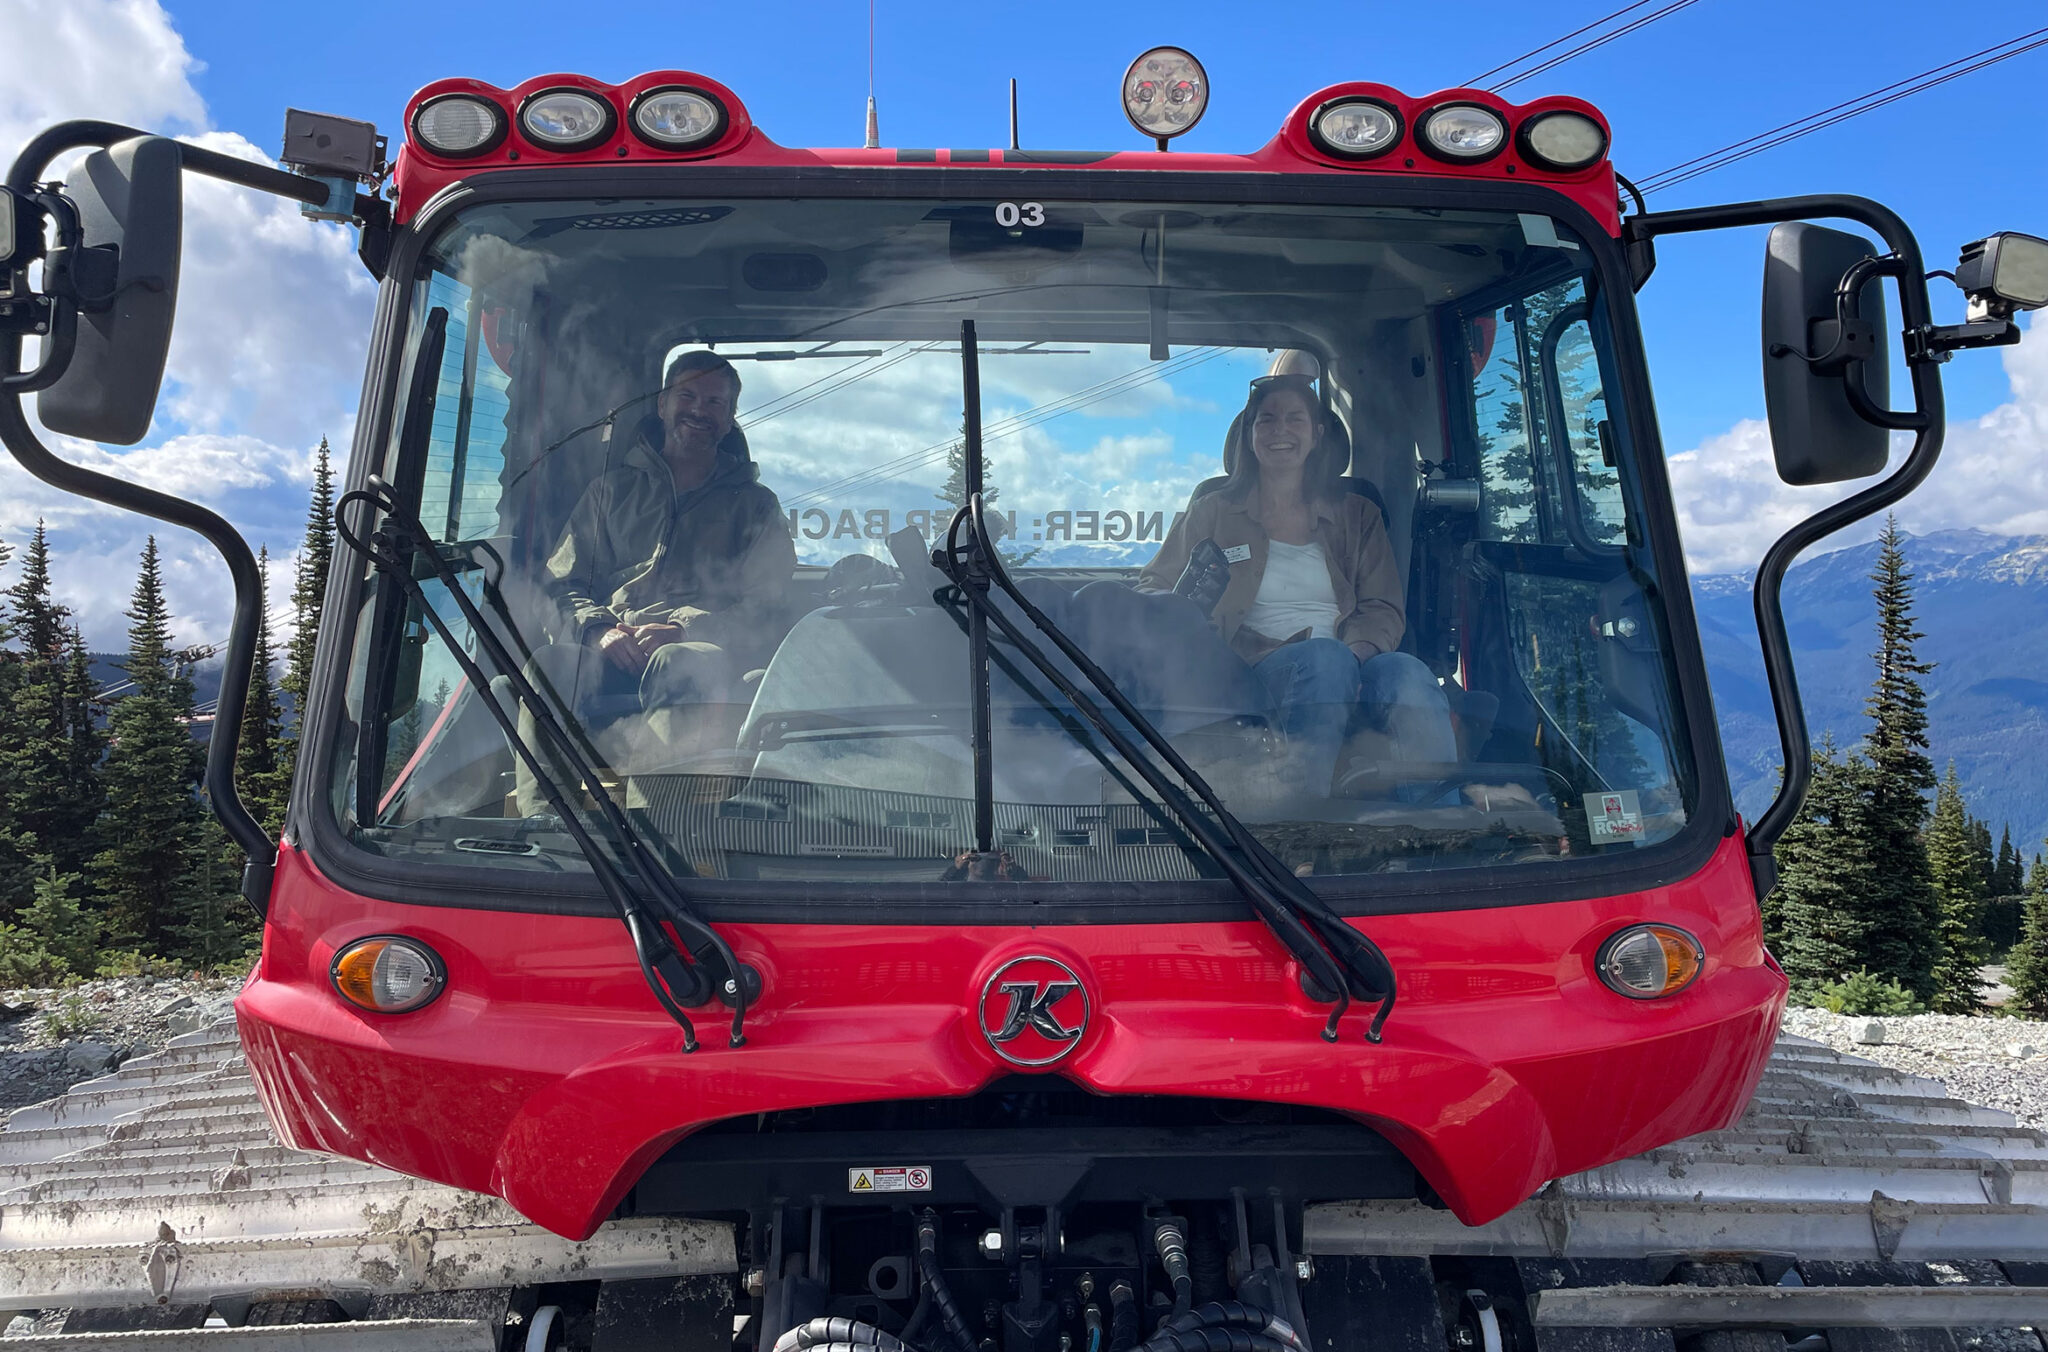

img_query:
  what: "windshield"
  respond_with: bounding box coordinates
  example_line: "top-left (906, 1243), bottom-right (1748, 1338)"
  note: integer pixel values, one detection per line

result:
top-left (330, 193), bottom-right (1698, 889)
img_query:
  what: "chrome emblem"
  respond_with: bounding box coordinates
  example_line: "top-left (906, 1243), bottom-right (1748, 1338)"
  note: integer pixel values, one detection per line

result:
top-left (979, 956), bottom-right (1090, 1067)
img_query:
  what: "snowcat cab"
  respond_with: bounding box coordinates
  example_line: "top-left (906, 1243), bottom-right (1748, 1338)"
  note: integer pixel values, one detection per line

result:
top-left (3, 47), bottom-right (2046, 1352)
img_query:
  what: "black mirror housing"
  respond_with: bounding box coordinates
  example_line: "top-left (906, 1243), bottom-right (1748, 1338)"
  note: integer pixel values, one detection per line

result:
top-left (37, 136), bottom-right (182, 446)
top-left (1761, 221), bottom-right (1891, 486)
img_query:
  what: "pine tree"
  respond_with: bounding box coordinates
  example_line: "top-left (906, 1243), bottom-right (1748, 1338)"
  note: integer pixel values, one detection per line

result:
top-left (0, 532), bottom-right (34, 919)
top-left (93, 538), bottom-right (205, 951)
top-left (169, 818), bottom-right (257, 972)
top-left (4, 522), bottom-right (101, 877)
top-left (1994, 826), bottom-right (2024, 898)
top-left (20, 859), bottom-right (97, 978)
top-left (236, 548), bottom-right (288, 834)
top-left (280, 438), bottom-right (336, 786)
top-left (936, 438), bottom-right (1039, 565)
top-left (1968, 816), bottom-right (1996, 903)
top-left (1858, 516), bottom-right (1939, 997)
top-left (1924, 763), bottom-right (1987, 1013)
top-left (2009, 852), bottom-right (2048, 1017)
top-left (1771, 738), bottom-right (1878, 988)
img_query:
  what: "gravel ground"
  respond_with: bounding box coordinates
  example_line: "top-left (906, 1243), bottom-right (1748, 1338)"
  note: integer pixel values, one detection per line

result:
top-left (1782, 1004), bottom-right (2048, 1132)
top-left (0, 975), bottom-right (243, 1117)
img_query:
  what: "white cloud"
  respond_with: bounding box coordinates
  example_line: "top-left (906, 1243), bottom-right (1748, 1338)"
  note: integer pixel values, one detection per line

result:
top-left (0, 0), bottom-right (371, 648)
top-left (1668, 315), bottom-right (2048, 574)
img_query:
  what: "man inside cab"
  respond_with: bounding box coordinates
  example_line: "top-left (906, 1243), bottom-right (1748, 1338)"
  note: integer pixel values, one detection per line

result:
top-left (519, 351), bottom-right (795, 796)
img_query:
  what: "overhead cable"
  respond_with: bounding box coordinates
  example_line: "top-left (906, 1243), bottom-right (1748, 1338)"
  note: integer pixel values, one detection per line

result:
top-left (1637, 28), bottom-right (2048, 195)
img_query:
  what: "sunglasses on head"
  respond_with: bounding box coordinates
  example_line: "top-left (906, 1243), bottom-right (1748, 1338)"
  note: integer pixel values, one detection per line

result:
top-left (1248, 373), bottom-right (1320, 392)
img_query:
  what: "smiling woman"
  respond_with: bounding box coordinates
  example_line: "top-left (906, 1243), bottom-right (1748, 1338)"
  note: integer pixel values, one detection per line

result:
top-left (330, 192), bottom-right (1694, 890)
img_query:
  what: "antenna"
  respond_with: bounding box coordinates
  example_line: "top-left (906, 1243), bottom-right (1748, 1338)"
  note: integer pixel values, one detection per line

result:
top-left (1009, 77), bottom-right (1019, 150)
top-left (863, 0), bottom-right (880, 149)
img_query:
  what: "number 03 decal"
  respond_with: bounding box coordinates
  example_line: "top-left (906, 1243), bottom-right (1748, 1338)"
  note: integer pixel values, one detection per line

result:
top-left (995, 202), bottom-right (1046, 228)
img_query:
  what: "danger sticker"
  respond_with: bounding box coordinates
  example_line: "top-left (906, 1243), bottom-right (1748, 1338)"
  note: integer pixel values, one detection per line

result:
top-left (849, 1165), bottom-right (933, 1194)
top-left (1588, 789), bottom-right (1645, 843)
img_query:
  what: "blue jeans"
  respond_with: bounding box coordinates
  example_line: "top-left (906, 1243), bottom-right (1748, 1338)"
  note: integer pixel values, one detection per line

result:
top-left (1252, 639), bottom-right (1455, 796)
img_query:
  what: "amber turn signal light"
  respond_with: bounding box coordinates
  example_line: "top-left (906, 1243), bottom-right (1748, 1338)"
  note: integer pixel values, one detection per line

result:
top-left (1595, 924), bottom-right (1703, 1000)
top-left (331, 936), bottom-right (446, 1014)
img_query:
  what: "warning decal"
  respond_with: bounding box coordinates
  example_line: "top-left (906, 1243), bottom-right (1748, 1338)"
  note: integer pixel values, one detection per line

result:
top-left (848, 1165), bottom-right (933, 1194)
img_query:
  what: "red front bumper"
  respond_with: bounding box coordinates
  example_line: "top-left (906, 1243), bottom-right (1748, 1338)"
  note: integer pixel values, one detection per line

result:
top-left (239, 836), bottom-right (1784, 1240)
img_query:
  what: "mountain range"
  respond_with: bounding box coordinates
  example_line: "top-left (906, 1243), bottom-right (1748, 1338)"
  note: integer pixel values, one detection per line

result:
top-left (1692, 528), bottom-right (2048, 854)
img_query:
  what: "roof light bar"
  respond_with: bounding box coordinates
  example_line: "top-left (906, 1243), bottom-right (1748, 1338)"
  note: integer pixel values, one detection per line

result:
top-left (1309, 98), bottom-right (1403, 160)
top-left (411, 94), bottom-right (505, 158)
top-left (520, 88), bottom-right (614, 151)
top-left (1420, 103), bottom-right (1507, 163)
top-left (630, 86), bottom-right (728, 150)
top-left (1519, 110), bottom-right (1608, 172)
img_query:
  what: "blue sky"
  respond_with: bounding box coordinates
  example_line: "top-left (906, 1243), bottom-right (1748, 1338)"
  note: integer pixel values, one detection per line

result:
top-left (4, 0), bottom-right (2047, 643)
top-left (168, 0), bottom-right (2048, 446)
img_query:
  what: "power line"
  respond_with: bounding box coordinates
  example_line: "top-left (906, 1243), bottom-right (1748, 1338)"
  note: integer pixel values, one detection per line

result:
top-left (1465, 0), bottom-right (1699, 92)
top-left (1467, 1), bottom-right (1659, 86)
top-left (1637, 28), bottom-right (2048, 195)
top-left (1490, 0), bottom-right (1701, 92)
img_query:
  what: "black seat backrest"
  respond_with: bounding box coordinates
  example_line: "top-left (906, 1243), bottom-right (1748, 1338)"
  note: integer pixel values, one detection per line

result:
top-left (1201, 410), bottom-right (1388, 526)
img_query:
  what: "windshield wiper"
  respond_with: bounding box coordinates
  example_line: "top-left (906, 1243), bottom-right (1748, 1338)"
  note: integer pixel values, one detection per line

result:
top-left (336, 480), bottom-right (758, 1051)
top-left (931, 322), bottom-right (1398, 1043)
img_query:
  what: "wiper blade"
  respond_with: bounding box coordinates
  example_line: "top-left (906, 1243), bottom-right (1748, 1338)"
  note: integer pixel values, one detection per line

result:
top-left (931, 320), bottom-right (1396, 1041)
top-left (336, 479), bottom-right (758, 1051)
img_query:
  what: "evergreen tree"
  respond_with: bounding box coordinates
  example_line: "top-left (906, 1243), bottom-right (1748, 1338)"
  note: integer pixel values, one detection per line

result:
top-left (20, 859), bottom-right (97, 978)
top-left (1924, 763), bottom-right (1987, 1013)
top-left (1968, 816), bottom-right (1996, 903)
top-left (4, 522), bottom-right (101, 877)
top-left (1858, 516), bottom-right (1939, 997)
top-left (1994, 826), bottom-right (2024, 897)
top-left (92, 538), bottom-right (204, 951)
top-left (280, 438), bottom-right (336, 785)
top-left (169, 818), bottom-right (258, 972)
top-left (0, 533), bottom-right (33, 918)
top-left (936, 438), bottom-right (1039, 566)
top-left (2009, 852), bottom-right (2048, 1017)
top-left (236, 548), bottom-right (288, 834)
top-left (1771, 738), bottom-right (1878, 988)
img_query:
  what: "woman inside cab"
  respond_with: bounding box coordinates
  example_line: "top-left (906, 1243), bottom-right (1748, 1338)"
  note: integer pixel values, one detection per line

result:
top-left (1139, 373), bottom-right (1455, 796)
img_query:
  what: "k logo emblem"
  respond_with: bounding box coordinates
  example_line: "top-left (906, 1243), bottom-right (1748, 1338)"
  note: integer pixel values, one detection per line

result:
top-left (978, 956), bottom-right (1090, 1066)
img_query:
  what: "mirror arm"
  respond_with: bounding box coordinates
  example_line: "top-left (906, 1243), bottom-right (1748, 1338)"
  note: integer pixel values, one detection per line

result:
top-left (0, 119), bottom-right (314, 915)
top-left (1629, 194), bottom-right (1947, 894)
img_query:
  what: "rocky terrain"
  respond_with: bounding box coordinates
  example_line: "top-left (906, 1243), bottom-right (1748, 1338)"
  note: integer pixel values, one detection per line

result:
top-left (1781, 1004), bottom-right (2048, 1131)
top-left (0, 974), bottom-right (244, 1116)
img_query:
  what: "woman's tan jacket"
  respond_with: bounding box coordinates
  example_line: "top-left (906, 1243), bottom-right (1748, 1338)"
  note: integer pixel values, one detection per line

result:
top-left (1137, 486), bottom-right (1404, 664)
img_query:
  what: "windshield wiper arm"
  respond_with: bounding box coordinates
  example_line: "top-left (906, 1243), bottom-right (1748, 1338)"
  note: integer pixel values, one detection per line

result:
top-left (336, 479), bottom-right (758, 1051)
top-left (934, 325), bottom-right (1397, 1042)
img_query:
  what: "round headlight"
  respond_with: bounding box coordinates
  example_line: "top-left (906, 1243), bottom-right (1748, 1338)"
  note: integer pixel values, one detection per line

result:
top-left (520, 88), bottom-right (614, 151)
top-left (1595, 924), bottom-right (1704, 1000)
top-left (1310, 99), bottom-right (1403, 160)
top-left (1421, 103), bottom-right (1507, 163)
top-left (631, 86), bottom-right (727, 149)
top-left (1519, 111), bottom-right (1607, 171)
top-left (331, 936), bottom-right (447, 1014)
top-left (411, 95), bottom-right (504, 158)
top-left (1122, 46), bottom-right (1209, 142)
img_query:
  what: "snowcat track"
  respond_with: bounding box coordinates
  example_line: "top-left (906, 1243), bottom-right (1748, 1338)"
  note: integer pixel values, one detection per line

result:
top-left (0, 1028), bottom-right (2042, 1348)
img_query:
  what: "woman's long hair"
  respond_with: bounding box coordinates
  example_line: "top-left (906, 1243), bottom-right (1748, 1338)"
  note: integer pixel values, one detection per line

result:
top-left (1222, 375), bottom-right (1348, 502)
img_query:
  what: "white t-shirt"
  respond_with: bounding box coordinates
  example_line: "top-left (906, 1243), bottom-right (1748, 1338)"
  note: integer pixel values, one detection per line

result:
top-left (1242, 540), bottom-right (1341, 641)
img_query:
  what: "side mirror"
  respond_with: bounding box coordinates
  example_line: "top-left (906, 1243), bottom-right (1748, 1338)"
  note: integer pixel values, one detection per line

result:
top-left (38, 136), bottom-right (182, 446)
top-left (1761, 221), bottom-right (1890, 485)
